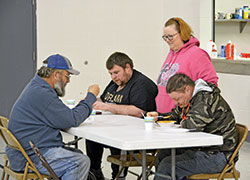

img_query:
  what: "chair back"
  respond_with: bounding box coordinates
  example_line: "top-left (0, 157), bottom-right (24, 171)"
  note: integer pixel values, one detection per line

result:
top-left (228, 123), bottom-right (248, 164)
top-left (0, 126), bottom-right (44, 179)
top-left (0, 115), bottom-right (9, 128)
top-left (107, 150), bottom-right (158, 180)
top-left (188, 123), bottom-right (248, 180)
top-left (0, 115), bottom-right (9, 144)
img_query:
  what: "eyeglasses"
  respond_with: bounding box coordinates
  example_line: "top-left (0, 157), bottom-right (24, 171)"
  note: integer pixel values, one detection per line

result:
top-left (162, 32), bottom-right (179, 41)
top-left (60, 72), bottom-right (71, 80)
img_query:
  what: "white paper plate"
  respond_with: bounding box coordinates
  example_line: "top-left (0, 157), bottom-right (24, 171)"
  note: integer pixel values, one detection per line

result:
top-left (154, 123), bottom-right (180, 129)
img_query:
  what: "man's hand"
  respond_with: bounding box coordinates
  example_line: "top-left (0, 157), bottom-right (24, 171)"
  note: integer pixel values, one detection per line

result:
top-left (146, 111), bottom-right (159, 121)
top-left (146, 111), bottom-right (158, 117)
top-left (94, 102), bottom-right (145, 117)
top-left (93, 101), bottom-right (108, 111)
top-left (88, 84), bottom-right (100, 97)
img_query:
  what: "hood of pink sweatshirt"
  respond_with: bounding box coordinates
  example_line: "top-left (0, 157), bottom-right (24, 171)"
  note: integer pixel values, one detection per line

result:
top-left (172, 37), bottom-right (200, 53)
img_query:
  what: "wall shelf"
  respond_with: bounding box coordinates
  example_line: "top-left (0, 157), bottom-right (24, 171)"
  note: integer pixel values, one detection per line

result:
top-left (215, 19), bottom-right (250, 33)
top-left (212, 58), bottom-right (250, 76)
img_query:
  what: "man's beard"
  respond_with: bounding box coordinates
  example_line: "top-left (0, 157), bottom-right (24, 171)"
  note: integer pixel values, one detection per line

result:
top-left (54, 79), bottom-right (66, 97)
top-left (114, 71), bottom-right (129, 87)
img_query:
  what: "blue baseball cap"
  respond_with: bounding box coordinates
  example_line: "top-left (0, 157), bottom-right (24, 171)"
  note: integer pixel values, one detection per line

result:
top-left (43, 54), bottom-right (80, 75)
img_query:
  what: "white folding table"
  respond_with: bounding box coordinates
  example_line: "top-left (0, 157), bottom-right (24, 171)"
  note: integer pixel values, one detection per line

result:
top-left (65, 113), bottom-right (223, 180)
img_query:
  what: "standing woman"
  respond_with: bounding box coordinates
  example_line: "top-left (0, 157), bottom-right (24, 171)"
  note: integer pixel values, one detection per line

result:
top-left (156, 17), bottom-right (218, 113)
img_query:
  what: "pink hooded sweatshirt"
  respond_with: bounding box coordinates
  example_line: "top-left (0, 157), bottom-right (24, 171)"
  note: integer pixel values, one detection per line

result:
top-left (156, 37), bottom-right (218, 113)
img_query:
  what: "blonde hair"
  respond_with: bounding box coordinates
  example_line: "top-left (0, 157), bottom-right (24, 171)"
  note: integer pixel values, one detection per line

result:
top-left (164, 17), bottom-right (193, 43)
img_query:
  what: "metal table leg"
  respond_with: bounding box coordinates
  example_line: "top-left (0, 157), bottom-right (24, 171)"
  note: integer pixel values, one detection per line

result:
top-left (171, 148), bottom-right (176, 180)
top-left (142, 150), bottom-right (147, 180)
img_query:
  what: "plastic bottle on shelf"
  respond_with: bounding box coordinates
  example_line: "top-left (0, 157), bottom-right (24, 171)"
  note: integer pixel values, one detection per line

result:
top-left (249, 7), bottom-right (250, 19)
top-left (239, 8), bottom-right (243, 19)
top-left (243, 6), bottom-right (249, 19)
top-left (225, 41), bottom-right (234, 60)
top-left (211, 44), bottom-right (218, 58)
top-left (206, 40), bottom-right (217, 58)
top-left (220, 45), bottom-right (226, 58)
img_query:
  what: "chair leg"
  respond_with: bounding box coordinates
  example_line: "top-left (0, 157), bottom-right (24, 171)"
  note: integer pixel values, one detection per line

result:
top-left (137, 165), bottom-right (154, 180)
top-left (1, 168), bottom-right (5, 180)
top-left (1, 170), bottom-right (5, 180)
top-left (138, 153), bottom-right (157, 180)
top-left (233, 168), bottom-right (239, 180)
top-left (1, 159), bottom-right (8, 180)
top-left (127, 170), bottom-right (139, 177)
top-left (115, 167), bottom-right (125, 180)
top-left (23, 162), bottom-right (29, 180)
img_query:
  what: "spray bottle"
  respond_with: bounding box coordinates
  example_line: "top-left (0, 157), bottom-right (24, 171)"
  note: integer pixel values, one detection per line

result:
top-left (226, 41), bottom-right (234, 60)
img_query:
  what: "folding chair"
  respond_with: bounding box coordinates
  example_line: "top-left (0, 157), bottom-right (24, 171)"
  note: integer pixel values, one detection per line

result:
top-left (0, 115), bottom-right (8, 128)
top-left (0, 125), bottom-right (51, 180)
top-left (107, 150), bottom-right (158, 180)
top-left (29, 141), bottom-right (60, 180)
top-left (30, 141), bottom-right (97, 180)
top-left (0, 115), bottom-right (8, 147)
top-left (0, 115), bottom-right (9, 172)
top-left (187, 123), bottom-right (248, 180)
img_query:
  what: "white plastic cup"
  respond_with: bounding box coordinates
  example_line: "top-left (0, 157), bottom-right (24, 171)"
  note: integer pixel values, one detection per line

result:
top-left (66, 99), bottom-right (75, 109)
top-left (144, 117), bottom-right (154, 131)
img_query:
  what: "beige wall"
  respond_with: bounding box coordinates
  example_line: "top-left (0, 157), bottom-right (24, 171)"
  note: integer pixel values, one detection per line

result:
top-left (38, 1), bottom-right (250, 128)
top-left (214, 0), bottom-right (250, 128)
top-left (218, 73), bottom-right (250, 128)
top-left (37, 0), bottom-right (212, 102)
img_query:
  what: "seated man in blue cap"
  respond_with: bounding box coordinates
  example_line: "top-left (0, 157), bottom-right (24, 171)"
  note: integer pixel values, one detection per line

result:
top-left (6, 54), bottom-right (100, 180)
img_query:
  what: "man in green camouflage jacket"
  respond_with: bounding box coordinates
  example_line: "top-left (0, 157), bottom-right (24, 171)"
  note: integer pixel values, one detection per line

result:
top-left (148, 73), bottom-right (238, 180)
